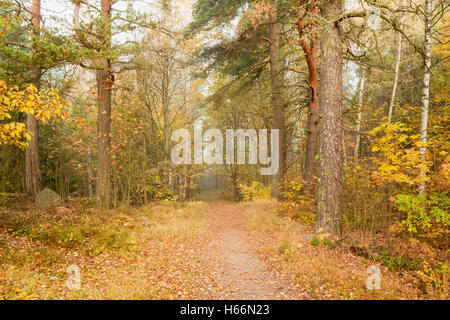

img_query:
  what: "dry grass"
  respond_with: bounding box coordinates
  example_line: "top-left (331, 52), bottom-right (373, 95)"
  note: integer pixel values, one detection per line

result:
top-left (137, 201), bottom-right (209, 241)
top-left (0, 200), bottom-right (210, 299)
top-left (241, 200), bottom-right (427, 299)
top-left (0, 198), bottom-right (445, 300)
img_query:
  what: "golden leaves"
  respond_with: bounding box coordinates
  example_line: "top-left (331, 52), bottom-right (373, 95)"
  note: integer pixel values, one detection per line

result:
top-left (369, 121), bottom-right (429, 186)
top-left (0, 80), bottom-right (69, 149)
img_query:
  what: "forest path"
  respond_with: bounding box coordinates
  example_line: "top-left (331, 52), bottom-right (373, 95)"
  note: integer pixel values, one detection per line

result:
top-left (201, 202), bottom-right (301, 299)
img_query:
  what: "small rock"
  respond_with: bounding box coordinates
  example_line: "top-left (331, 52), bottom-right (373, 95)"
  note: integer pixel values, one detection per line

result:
top-left (49, 276), bottom-right (59, 281)
top-left (35, 188), bottom-right (61, 208)
top-left (303, 234), bottom-right (315, 241)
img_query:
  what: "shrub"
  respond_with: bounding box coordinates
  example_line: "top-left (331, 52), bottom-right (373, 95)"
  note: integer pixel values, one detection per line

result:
top-left (145, 175), bottom-right (175, 201)
top-left (370, 122), bottom-right (428, 186)
top-left (279, 178), bottom-right (315, 225)
top-left (393, 192), bottom-right (449, 240)
top-left (277, 240), bottom-right (298, 261)
top-left (239, 182), bottom-right (271, 201)
top-left (28, 215), bottom-right (138, 256)
top-left (373, 251), bottom-right (421, 271)
top-left (416, 259), bottom-right (448, 297)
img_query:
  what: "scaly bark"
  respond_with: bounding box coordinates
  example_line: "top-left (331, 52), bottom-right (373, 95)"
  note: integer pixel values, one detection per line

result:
top-left (96, 0), bottom-right (113, 209)
top-left (316, 0), bottom-right (344, 238)
top-left (74, 0), bottom-right (113, 208)
top-left (297, 0), bottom-right (319, 191)
top-left (96, 67), bottom-right (112, 209)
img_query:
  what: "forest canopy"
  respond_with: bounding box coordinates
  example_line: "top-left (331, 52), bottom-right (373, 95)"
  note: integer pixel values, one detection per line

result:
top-left (0, 0), bottom-right (448, 300)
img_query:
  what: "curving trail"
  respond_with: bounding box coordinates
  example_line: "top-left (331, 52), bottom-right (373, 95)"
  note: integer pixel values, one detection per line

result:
top-left (201, 202), bottom-right (302, 299)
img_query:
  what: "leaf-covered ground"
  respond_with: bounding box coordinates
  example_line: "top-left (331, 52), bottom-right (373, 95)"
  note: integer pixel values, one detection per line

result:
top-left (0, 199), bottom-right (446, 299)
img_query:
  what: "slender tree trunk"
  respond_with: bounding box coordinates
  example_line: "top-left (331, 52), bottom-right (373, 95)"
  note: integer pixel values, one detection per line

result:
top-left (316, 0), bottom-right (343, 238)
top-left (185, 176), bottom-right (191, 201)
top-left (87, 150), bottom-right (93, 198)
top-left (25, 0), bottom-right (42, 198)
top-left (269, 6), bottom-right (285, 199)
top-left (354, 72), bottom-right (366, 158)
top-left (387, 0), bottom-right (406, 123)
top-left (96, 0), bottom-right (113, 209)
top-left (162, 56), bottom-right (170, 161)
top-left (419, 0), bottom-right (432, 194)
top-left (142, 137), bottom-right (147, 204)
top-left (230, 165), bottom-right (241, 201)
top-left (298, 0), bottom-right (319, 191)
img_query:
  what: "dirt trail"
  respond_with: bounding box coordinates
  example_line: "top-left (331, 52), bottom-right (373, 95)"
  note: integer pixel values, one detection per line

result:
top-left (203, 202), bottom-right (302, 299)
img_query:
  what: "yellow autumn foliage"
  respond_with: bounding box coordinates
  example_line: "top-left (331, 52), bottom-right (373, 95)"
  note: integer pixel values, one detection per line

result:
top-left (0, 80), bottom-right (69, 149)
top-left (370, 121), bottom-right (429, 187)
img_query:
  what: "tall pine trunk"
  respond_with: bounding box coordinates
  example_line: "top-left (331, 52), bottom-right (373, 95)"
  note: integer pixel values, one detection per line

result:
top-left (96, 0), bottom-right (113, 209)
top-left (269, 5), bottom-right (285, 199)
top-left (419, 0), bottom-right (432, 194)
top-left (26, 0), bottom-right (42, 197)
top-left (298, 0), bottom-right (319, 191)
top-left (316, 0), bottom-right (343, 237)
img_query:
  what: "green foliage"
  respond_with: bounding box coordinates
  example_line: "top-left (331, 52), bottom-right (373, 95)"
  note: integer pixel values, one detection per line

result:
top-left (189, 0), bottom-right (247, 32)
top-left (393, 192), bottom-right (449, 239)
top-left (310, 237), bottom-right (319, 246)
top-left (373, 251), bottom-right (421, 272)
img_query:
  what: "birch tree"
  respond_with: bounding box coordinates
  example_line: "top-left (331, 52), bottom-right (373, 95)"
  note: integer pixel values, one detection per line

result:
top-left (418, 0), bottom-right (432, 194)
